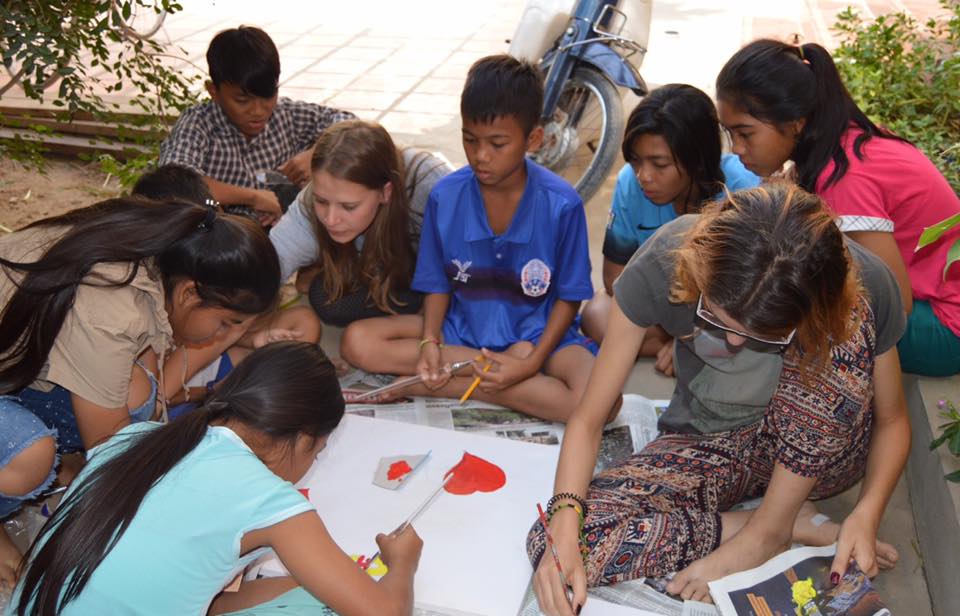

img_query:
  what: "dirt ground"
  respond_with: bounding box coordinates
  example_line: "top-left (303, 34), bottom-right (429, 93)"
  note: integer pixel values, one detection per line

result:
top-left (0, 157), bottom-right (126, 231)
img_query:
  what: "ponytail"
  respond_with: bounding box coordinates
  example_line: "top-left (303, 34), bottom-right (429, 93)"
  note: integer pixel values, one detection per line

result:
top-left (716, 39), bottom-right (908, 192)
top-left (14, 341), bottom-right (345, 615)
top-left (0, 197), bottom-right (281, 393)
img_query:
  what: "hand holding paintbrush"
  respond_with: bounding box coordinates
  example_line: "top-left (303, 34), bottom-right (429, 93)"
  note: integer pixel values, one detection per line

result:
top-left (536, 503), bottom-right (578, 613)
top-left (348, 360), bottom-right (475, 403)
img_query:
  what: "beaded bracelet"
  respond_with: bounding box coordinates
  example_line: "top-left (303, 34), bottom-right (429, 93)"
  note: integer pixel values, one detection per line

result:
top-left (419, 338), bottom-right (444, 350)
top-left (548, 502), bottom-right (584, 524)
top-left (547, 492), bottom-right (587, 516)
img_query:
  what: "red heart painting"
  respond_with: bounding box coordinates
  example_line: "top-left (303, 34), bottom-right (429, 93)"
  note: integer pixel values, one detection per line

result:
top-left (443, 452), bottom-right (506, 495)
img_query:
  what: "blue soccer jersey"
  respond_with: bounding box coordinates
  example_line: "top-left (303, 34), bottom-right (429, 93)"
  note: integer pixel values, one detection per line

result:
top-left (413, 160), bottom-right (594, 352)
top-left (602, 153), bottom-right (759, 265)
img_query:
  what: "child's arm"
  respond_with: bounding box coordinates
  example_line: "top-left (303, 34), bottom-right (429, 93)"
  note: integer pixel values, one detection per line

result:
top-left (476, 299), bottom-right (579, 391)
top-left (203, 176), bottom-right (282, 226)
top-left (161, 319), bottom-right (254, 404)
top-left (250, 511), bottom-right (422, 616)
top-left (417, 292), bottom-right (451, 389)
top-left (278, 149), bottom-right (312, 187)
top-left (601, 258), bottom-right (625, 296)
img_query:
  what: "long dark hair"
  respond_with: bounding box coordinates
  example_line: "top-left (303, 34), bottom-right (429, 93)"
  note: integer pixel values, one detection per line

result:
top-left (715, 39), bottom-right (908, 192)
top-left (307, 120), bottom-right (415, 313)
top-left (671, 182), bottom-right (860, 370)
top-left (0, 197), bottom-right (280, 393)
top-left (14, 341), bottom-right (345, 615)
top-left (622, 83), bottom-right (724, 208)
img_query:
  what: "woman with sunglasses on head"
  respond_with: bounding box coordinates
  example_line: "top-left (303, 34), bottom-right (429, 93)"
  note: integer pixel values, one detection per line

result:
top-left (580, 84), bottom-right (758, 373)
top-left (529, 183), bottom-right (910, 615)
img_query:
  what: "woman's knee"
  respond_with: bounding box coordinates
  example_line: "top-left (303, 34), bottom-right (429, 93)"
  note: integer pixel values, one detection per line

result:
top-left (0, 435), bottom-right (57, 497)
top-left (581, 291), bottom-right (611, 342)
top-left (340, 321), bottom-right (375, 367)
top-left (525, 516), bottom-right (548, 567)
top-left (283, 306), bottom-right (322, 343)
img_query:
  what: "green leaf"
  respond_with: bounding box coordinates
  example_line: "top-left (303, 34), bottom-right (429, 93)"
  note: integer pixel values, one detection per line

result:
top-left (931, 432), bottom-right (950, 450)
top-left (945, 469), bottom-right (960, 483)
top-left (945, 238), bottom-right (960, 280)
top-left (918, 213), bottom-right (960, 249)
top-left (951, 428), bottom-right (960, 456)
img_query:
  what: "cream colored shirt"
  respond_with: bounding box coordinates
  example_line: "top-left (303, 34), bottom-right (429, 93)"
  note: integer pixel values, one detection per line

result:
top-left (0, 225), bottom-right (173, 408)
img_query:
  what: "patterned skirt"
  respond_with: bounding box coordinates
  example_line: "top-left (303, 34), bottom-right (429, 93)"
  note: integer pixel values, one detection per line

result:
top-left (527, 300), bottom-right (878, 585)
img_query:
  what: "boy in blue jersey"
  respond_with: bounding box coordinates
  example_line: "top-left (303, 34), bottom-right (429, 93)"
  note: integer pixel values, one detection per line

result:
top-left (340, 55), bottom-right (595, 422)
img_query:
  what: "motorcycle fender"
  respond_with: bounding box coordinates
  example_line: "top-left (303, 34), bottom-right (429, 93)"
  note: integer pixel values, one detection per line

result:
top-left (574, 42), bottom-right (648, 95)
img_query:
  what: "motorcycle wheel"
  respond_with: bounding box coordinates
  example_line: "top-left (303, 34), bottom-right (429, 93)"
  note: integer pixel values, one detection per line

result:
top-left (535, 66), bottom-right (624, 205)
top-left (113, 0), bottom-right (167, 41)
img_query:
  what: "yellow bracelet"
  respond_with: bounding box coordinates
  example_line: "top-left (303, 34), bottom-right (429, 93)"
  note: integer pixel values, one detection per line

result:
top-left (419, 338), bottom-right (443, 350)
top-left (548, 502), bottom-right (585, 524)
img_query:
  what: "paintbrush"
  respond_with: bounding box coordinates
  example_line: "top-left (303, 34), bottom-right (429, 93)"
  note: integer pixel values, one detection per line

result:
top-left (362, 473), bottom-right (455, 570)
top-left (537, 502), bottom-right (575, 609)
top-left (351, 359), bottom-right (474, 402)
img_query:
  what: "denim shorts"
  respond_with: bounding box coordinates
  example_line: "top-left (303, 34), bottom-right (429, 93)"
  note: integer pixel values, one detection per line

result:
top-left (0, 362), bottom-right (157, 518)
top-left (0, 398), bottom-right (58, 519)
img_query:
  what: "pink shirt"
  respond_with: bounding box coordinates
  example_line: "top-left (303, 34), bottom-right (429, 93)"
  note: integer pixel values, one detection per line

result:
top-left (817, 128), bottom-right (960, 336)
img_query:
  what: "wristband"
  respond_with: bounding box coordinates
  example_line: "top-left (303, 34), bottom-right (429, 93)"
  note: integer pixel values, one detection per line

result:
top-left (419, 337), bottom-right (443, 350)
top-left (548, 502), bottom-right (585, 525)
top-left (547, 492), bottom-right (587, 516)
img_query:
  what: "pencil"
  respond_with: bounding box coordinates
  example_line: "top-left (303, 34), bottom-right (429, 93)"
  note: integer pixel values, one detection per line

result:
top-left (459, 360), bottom-right (492, 404)
top-left (537, 503), bottom-right (575, 609)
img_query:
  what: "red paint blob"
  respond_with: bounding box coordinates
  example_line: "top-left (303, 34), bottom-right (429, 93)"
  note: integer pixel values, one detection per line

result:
top-left (298, 488), bottom-right (310, 499)
top-left (443, 452), bottom-right (506, 495)
top-left (387, 460), bottom-right (413, 481)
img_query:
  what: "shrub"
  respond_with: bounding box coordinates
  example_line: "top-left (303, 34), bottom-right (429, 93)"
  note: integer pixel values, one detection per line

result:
top-left (0, 1), bottom-right (200, 186)
top-left (833, 0), bottom-right (960, 194)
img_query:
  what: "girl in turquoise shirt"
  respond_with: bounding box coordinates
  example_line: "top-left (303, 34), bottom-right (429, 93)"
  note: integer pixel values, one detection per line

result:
top-left (581, 84), bottom-right (759, 373)
top-left (9, 342), bottom-right (422, 616)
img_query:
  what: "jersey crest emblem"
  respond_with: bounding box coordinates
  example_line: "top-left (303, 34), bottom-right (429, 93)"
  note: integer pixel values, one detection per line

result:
top-left (520, 258), bottom-right (551, 297)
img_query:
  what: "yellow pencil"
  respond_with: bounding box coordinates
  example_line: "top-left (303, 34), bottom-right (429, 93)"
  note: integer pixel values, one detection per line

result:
top-left (459, 360), bottom-right (492, 404)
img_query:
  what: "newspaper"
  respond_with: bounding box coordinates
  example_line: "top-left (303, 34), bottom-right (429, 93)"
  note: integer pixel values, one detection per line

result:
top-left (340, 369), bottom-right (667, 473)
top-left (708, 544), bottom-right (891, 616)
top-left (516, 576), bottom-right (719, 616)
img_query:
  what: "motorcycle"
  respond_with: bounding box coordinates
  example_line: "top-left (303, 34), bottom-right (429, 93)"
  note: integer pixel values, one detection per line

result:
top-left (510, 0), bottom-right (651, 204)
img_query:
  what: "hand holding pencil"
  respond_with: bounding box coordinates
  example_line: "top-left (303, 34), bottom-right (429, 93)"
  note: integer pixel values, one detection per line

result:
top-left (532, 504), bottom-right (588, 616)
top-left (464, 347), bottom-right (539, 399)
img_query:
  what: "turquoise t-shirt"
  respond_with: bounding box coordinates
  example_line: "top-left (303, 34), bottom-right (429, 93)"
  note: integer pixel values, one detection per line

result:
top-left (601, 154), bottom-right (759, 265)
top-left (9, 422), bottom-right (314, 615)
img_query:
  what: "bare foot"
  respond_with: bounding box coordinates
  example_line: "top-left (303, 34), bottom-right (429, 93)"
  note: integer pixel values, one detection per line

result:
top-left (792, 501), bottom-right (899, 570)
top-left (0, 526), bottom-right (22, 593)
top-left (666, 528), bottom-right (791, 602)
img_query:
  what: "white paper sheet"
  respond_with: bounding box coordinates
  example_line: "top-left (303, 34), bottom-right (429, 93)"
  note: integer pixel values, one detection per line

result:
top-left (259, 415), bottom-right (561, 616)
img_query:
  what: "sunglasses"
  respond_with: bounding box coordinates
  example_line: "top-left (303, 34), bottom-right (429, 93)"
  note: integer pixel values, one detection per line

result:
top-left (695, 295), bottom-right (796, 346)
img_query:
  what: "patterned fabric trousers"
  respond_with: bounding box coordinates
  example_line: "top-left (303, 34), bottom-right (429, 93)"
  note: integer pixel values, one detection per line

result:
top-left (527, 301), bottom-right (878, 586)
